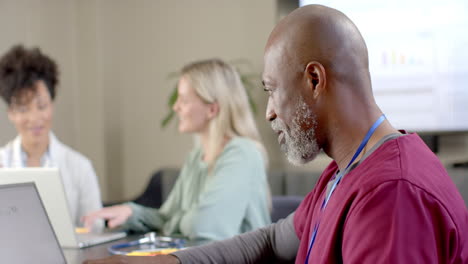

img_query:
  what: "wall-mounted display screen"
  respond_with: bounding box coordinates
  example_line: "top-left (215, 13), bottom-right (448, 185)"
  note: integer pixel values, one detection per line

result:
top-left (300, 0), bottom-right (468, 132)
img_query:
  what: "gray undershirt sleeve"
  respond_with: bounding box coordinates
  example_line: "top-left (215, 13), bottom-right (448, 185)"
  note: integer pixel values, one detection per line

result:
top-left (171, 213), bottom-right (299, 264)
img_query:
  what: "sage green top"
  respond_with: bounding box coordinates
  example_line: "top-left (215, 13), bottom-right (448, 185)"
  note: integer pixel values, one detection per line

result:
top-left (123, 137), bottom-right (271, 241)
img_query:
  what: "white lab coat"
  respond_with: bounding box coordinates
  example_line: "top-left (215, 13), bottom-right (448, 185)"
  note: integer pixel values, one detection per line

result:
top-left (0, 132), bottom-right (103, 228)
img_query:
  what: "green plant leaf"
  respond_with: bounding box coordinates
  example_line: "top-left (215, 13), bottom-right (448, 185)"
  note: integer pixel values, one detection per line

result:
top-left (168, 85), bottom-right (178, 108)
top-left (161, 110), bottom-right (175, 128)
top-left (161, 85), bottom-right (178, 128)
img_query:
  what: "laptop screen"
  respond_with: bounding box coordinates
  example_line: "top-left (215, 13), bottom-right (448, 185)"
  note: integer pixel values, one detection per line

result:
top-left (0, 183), bottom-right (66, 264)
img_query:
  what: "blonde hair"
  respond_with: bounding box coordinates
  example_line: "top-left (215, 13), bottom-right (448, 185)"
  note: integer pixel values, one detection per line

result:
top-left (181, 59), bottom-right (268, 167)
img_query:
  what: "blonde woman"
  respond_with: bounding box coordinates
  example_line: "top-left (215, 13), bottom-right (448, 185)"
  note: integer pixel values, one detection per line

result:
top-left (84, 59), bottom-right (271, 241)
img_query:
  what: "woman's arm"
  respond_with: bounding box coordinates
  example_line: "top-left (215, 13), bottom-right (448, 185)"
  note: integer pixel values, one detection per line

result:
top-left (121, 202), bottom-right (165, 232)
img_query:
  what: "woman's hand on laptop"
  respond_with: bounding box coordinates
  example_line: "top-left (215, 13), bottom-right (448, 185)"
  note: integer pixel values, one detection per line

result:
top-left (82, 205), bottom-right (133, 229)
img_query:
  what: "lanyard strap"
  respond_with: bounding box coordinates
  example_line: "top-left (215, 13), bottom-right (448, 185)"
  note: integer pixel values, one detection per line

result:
top-left (304, 114), bottom-right (386, 264)
top-left (323, 114), bottom-right (386, 208)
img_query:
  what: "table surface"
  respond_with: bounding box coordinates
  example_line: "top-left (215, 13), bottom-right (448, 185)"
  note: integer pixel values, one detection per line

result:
top-left (63, 235), bottom-right (138, 264)
top-left (62, 234), bottom-right (198, 264)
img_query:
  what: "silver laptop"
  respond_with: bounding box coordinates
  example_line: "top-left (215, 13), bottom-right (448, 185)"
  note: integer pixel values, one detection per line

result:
top-left (0, 182), bottom-right (66, 263)
top-left (0, 168), bottom-right (126, 248)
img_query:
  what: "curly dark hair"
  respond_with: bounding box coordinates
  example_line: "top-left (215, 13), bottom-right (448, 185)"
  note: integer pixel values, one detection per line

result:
top-left (0, 44), bottom-right (59, 105)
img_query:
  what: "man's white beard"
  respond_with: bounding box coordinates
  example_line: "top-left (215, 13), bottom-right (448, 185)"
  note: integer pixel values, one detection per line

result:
top-left (271, 98), bottom-right (320, 165)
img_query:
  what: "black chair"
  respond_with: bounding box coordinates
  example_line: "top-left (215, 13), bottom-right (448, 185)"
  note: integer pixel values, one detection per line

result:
top-left (102, 170), bottom-right (165, 228)
top-left (132, 170), bottom-right (164, 208)
top-left (271, 195), bottom-right (303, 222)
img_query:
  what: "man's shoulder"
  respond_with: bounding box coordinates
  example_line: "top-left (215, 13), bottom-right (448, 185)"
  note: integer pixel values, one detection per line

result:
top-left (352, 134), bottom-right (466, 222)
top-left (393, 133), bottom-right (451, 191)
top-left (351, 133), bottom-right (446, 187)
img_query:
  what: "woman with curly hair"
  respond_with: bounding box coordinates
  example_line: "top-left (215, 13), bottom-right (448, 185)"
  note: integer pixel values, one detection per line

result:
top-left (0, 44), bottom-right (103, 229)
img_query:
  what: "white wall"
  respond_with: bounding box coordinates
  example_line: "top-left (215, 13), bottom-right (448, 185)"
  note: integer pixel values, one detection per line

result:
top-left (0, 0), bottom-right (281, 201)
top-left (0, 0), bottom-right (109, 198)
top-left (94, 0), bottom-right (279, 200)
top-left (0, 0), bottom-right (77, 145)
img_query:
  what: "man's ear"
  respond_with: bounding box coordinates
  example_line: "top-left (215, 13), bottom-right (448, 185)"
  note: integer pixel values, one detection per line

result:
top-left (305, 61), bottom-right (326, 99)
top-left (208, 102), bottom-right (220, 119)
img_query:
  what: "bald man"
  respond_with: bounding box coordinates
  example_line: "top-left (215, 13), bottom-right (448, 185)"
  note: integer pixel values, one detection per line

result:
top-left (84, 5), bottom-right (468, 264)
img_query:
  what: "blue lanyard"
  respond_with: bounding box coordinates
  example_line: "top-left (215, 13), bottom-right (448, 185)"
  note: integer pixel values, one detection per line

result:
top-left (303, 114), bottom-right (386, 264)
